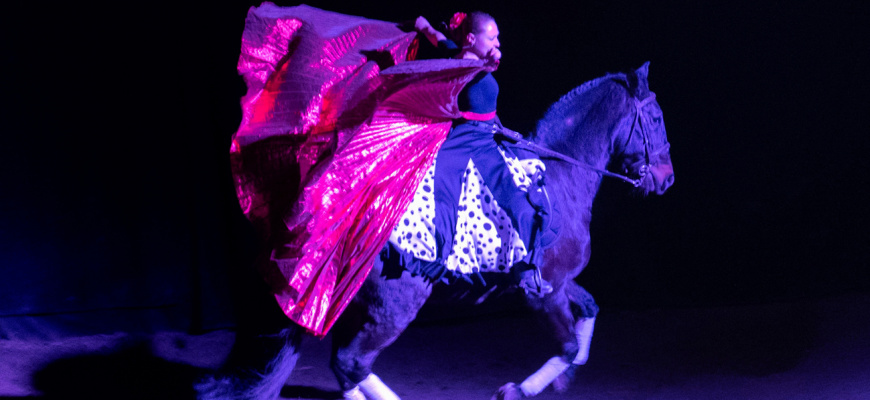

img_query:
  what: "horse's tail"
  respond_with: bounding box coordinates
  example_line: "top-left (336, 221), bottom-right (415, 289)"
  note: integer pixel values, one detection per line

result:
top-left (196, 326), bottom-right (303, 400)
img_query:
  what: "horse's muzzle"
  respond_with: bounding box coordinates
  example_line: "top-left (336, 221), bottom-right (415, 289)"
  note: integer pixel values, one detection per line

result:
top-left (650, 162), bottom-right (675, 195)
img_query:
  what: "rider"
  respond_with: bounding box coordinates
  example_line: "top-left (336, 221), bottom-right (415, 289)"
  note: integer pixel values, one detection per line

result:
top-left (415, 12), bottom-right (555, 295)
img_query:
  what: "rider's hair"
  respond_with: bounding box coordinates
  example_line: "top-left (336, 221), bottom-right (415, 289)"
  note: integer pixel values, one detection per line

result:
top-left (445, 11), bottom-right (494, 45)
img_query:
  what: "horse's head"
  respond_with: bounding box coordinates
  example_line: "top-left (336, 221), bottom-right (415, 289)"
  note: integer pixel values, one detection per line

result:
top-left (611, 62), bottom-right (674, 195)
top-left (534, 62), bottom-right (674, 196)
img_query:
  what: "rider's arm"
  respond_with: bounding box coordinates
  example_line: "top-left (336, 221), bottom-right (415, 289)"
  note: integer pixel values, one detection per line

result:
top-left (415, 16), bottom-right (447, 47)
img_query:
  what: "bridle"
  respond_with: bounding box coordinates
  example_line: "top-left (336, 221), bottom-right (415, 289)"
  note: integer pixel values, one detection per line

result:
top-left (498, 92), bottom-right (667, 187)
top-left (620, 92), bottom-right (670, 186)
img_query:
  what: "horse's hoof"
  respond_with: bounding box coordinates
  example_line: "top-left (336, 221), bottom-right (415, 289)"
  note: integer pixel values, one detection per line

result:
top-left (491, 382), bottom-right (524, 400)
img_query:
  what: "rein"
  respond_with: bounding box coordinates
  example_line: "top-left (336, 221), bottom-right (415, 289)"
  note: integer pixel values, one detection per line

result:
top-left (497, 93), bottom-right (661, 187)
top-left (506, 133), bottom-right (644, 186)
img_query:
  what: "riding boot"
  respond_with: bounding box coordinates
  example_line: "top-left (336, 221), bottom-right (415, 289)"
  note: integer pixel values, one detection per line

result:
top-left (512, 212), bottom-right (554, 297)
top-left (527, 169), bottom-right (557, 248)
top-left (513, 261), bottom-right (553, 296)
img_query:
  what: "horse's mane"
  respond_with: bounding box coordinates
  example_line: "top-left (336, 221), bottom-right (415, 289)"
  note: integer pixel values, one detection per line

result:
top-left (533, 71), bottom-right (636, 159)
top-left (544, 74), bottom-right (621, 124)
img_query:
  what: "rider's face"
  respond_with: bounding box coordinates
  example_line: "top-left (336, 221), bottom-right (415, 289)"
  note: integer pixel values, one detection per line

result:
top-left (467, 20), bottom-right (500, 60)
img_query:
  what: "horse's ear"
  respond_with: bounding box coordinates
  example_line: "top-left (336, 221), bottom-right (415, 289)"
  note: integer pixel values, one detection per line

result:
top-left (631, 61), bottom-right (651, 99)
top-left (636, 61), bottom-right (650, 81)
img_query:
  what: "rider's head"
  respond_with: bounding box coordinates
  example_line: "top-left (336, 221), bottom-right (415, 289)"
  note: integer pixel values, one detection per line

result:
top-left (450, 12), bottom-right (500, 61)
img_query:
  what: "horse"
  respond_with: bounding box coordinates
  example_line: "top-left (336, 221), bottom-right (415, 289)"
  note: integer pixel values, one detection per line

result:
top-left (197, 61), bottom-right (674, 400)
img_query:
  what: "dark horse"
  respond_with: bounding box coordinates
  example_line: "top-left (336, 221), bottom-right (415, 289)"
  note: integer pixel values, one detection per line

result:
top-left (198, 62), bottom-right (674, 400)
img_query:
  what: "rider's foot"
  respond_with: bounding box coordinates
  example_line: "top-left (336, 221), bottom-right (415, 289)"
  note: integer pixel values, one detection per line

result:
top-left (514, 262), bottom-right (554, 296)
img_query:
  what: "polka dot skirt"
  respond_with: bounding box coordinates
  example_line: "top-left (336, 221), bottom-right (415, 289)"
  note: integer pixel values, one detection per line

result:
top-left (388, 148), bottom-right (546, 275)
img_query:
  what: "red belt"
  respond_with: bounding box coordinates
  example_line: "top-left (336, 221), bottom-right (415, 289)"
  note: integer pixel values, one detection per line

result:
top-left (460, 110), bottom-right (497, 121)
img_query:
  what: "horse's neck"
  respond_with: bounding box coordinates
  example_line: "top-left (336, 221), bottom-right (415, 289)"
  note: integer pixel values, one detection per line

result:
top-left (540, 80), bottom-right (632, 227)
top-left (546, 160), bottom-right (600, 226)
top-left (559, 116), bottom-right (619, 207)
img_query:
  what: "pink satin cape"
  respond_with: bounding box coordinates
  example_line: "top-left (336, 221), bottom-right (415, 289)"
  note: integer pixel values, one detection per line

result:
top-left (230, 3), bottom-right (493, 337)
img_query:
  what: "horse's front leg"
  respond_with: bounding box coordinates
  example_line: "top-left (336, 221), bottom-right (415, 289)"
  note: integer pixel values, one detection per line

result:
top-left (492, 280), bottom-right (598, 399)
top-left (550, 280), bottom-right (598, 391)
top-left (330, 253), bottom-right (432, 400)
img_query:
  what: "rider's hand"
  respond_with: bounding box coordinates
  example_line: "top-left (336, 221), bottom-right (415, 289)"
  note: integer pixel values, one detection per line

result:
top-left (490, 47), bottom-right (501, 61)
top-left (414, 16), bottom-right (431, 32)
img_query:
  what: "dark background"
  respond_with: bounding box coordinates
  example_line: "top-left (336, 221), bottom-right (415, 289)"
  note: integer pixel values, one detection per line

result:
top-left (2, 0), bottom-right (868, 339)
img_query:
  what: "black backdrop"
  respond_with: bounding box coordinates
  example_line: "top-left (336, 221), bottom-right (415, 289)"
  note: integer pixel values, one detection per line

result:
top-left (2, 0), bottom-right (868, 339)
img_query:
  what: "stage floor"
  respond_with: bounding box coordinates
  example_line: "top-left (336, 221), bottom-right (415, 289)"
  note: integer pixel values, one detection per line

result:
top-left (3, 293), bottom-right (869, 399)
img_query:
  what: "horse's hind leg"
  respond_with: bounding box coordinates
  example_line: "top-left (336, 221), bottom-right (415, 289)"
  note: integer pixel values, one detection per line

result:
top-left (330, 255), bottom-right (432, 399)
top-left (197, 311), bottom-right (304, 400)
top-left (195, 258), bottom-right (306, 400)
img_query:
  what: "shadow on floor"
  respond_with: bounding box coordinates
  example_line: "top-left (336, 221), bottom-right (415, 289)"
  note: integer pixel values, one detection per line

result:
top-left (280, 385), bottom-right (343, 399)
top-left (29, 341), bottom-right (203, 400)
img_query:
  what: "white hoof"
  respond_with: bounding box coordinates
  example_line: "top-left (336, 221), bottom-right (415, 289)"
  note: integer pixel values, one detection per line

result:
top-left (573, 317), bottom-right (596, 365)
top-left (344, 386), bottom-right (366, 400)
top-left (519, 356), bottom-right (570, 396)
top-left (358, 373), bottom-right (400, 400)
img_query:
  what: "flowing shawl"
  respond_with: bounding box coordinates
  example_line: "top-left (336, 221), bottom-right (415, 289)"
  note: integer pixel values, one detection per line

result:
top-left (230, 2), bottom-right (493, 336)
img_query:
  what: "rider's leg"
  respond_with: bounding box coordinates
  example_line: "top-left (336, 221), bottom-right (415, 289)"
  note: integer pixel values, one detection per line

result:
top-left (431, 125), bottom-right (479, 262)
top-left (432, 122), bottom-right (554, 294)
top-left (466, 137), bottom-right (554, 295)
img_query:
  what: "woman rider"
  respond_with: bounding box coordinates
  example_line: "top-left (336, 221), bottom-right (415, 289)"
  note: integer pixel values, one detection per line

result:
top-left (414, 12), bottom-right (554, 295)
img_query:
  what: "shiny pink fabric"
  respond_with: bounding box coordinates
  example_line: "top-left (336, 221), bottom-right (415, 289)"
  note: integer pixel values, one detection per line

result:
top-left (231, 3), bottom-right (492, 336)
